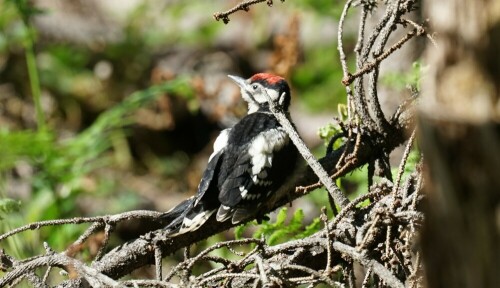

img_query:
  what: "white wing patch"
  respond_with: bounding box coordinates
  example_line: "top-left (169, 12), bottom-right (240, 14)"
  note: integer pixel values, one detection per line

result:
top-left (247, 127), bottom-right (289, 185)
top-left (252, 175), bottom-right (272, 186)
top-left (240, 184), bottom-right (265, 200)
top-left (239, 186), bottom-right (249, 198)
top-left (208, 128), bottom-right (231, 162)
top-left (177, 210), bottom-right (216, 234)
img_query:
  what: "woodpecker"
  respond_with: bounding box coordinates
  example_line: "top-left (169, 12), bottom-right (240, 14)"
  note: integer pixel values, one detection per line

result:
top-left (163, 73), bottom-right (300, 236)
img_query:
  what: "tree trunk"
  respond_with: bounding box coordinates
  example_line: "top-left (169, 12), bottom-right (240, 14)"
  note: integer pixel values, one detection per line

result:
top-left (420, 0), bottom-right (500, 287)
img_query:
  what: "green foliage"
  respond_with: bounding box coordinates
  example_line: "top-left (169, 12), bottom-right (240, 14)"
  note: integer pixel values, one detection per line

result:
top-left (5, 0), bottom-right (45, 23)
top-left (0, 2), bottom-right (28, 52)
top-left (0, 79), bottom-right (192, 185)
top-left (38, 46), bottom-right (94, 96)
top-left (343, 165), bottom-right (370, 199)
top-left (337, 103), bottom-right (349, 121)
top-left (296, 216), bottom-right (322, 239)
top-left (233, 223), bottom-right (247, 241)
top-left (292, 46), bottom-right (347, 112)
top-left (0, 0), bottom-right (394, 279)
top-left (0, 79), bottom-right (193, 255)
top-left (318, 122), bottom-right (344, 148)
top-left (306, 167), bottom-right (371, 216)
top-left (70, 79), bottom-right (192, 163)
top-left (0, 0), bottom-right (203, 262)
top-left (382, 61), bottom-right (423, 91)
top-left (0, 129), bottom-right (53, 170)
top-left (291, 0), bottom-right (344, 17)
top-left (235, 208), bottom-right (322, 245)
top-left (0, 198), bottom-right (21, 216)
top-left (6, 0), bottom-right (46, 130)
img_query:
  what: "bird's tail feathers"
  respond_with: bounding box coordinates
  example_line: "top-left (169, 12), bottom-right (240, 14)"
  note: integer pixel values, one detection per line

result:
top-left (162, 197), bottom-right (193, 235)
top-left (216, 205), bottom-right (255, 224)
top-left (163, 197), bottom-right (215, 237)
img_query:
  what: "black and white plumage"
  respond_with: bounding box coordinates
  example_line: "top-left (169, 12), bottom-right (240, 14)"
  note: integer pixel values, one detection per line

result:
top-left (163, 73), bottom-right (300, 236)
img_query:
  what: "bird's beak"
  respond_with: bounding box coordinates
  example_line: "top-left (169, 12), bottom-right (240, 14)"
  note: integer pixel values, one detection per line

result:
top-left (228, 74), bottom-right (259, 106)
top-left (228, 75), bottom-right (247, 89)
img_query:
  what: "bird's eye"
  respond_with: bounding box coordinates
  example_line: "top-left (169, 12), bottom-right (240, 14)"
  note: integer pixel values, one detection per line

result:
top-left (252, 84), bottom-right (258, 90)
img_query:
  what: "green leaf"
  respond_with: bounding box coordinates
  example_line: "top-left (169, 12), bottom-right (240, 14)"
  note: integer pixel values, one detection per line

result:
top-left (318, 123), bottom-right (343, 148)
top-left (244, 208), bottom-right (324, 246)
top-left (275, 207), bottom-right (288, 226)
top-left (296, 218), bottom-right (322, 239)
top-left (268, 229), bottom-right (288, 245)
top-left (0, 198), bottom-right (21, 214)
top-left (288, 209), bottom-right (304, 233)
top-left (337, 104), bottom-right (348, 121)
top-left (234, 222), bottom-right (252, 240)
top-left (381, 60), bottom-right (424, 91)
top-left (7, 0), bottom-right (46, 21)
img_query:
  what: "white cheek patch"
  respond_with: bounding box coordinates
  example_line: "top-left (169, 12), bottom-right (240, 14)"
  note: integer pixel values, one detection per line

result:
top-left (208, 128), bottom-right (230, 162)
top-left (279, 92), bottom-right (286, 106)
top-left (248, 127), bottom-right (289, 184)
top-left (248, 103), bottom-right (259, 114)
top-left (243, 90), bottom-right (260, 114)
top-left (252, 88), bottom-right (280, 105)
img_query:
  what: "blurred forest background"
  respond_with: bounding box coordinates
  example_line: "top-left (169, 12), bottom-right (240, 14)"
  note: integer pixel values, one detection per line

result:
top-left (0, 0), bottom-right (420, 281)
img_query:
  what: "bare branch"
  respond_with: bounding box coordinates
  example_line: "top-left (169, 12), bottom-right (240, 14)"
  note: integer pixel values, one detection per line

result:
top-left (213, 0), bottom-right (285, 24)
top-left (0, 252), bottom-right (119, 287)
top-left (261, 88), bottom-right (350, 209)
top-left (0, 210), bottom-right (163, 243)
top-left (392, 128), bottom-right (417, 197)
top-left (0, 1), bottom-right (426, 287)
top-left (332, 242), bottom-right (405, 288)
top-left (342, 28), bottom-right (424, 86)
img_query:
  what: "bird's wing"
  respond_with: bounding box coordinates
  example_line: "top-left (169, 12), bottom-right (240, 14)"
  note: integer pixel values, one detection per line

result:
top-left (217, 128), bottom-right (290, 223)
top-left (163, 128), bottom-right (230, 236)
top-left (194, 128), bottom-right (230, 206)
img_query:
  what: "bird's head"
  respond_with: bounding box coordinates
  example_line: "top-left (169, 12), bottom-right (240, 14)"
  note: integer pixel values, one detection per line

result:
top-left (228, 73), bottom-right (291, 114)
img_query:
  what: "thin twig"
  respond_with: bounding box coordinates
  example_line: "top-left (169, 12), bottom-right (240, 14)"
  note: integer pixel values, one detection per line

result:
top-left (0, 217), bottom-right (104, 242)
top-left (165, 238), bottom-right (263, 282)
top-left (0, 210), bottom-right (163, 242)
top-left (343, 28), bottom-right (423, 86)
top-left (262, 90), bottom-right (350, 208)
top-left (155, 245), bottom-right (163, 281)
top-left (359, 215), bottom-right (382, 249)
top-left (121, 279), bottom-right (177, 287)
top-left (330, 189), bottom-right (390, 230)
top-left (392, 129), bottom-right (417, 198)
top-left (0, 253), bottom-right (120, 287)
top-left (402, 18), bottom-right (438, 48)
top-left (285, 264), bottom-right (341, 287)
top-left (197, 272), bottom-right (261, 286)
top-left (332, 242), bottom-right (405, 288)
top-left (347, 263), bottom-right (356, 288)
top-left (70, 222), bottom-right (105, 254)
top-left (95, 224), bottom-right (114, 260)
top-left (213, 0), bottom-right (284, 24)
top-left (321, 207), bottom-right (333, 273)
top-left (384, 226), bottom-right (392, 261)
top-left (338, 0), bottom-right (356, 120)
top-left (254, 254), bottom-right (269, 285)
top-left (361, 267), bottom-right (373, 288)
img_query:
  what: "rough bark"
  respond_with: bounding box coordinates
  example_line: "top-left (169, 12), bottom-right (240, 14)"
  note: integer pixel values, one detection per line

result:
top-left (420, 0), bottom-right (500, 287)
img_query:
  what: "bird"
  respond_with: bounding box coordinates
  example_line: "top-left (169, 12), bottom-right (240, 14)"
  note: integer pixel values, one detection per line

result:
top-left (162, 73), bottom-right (300, 236)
